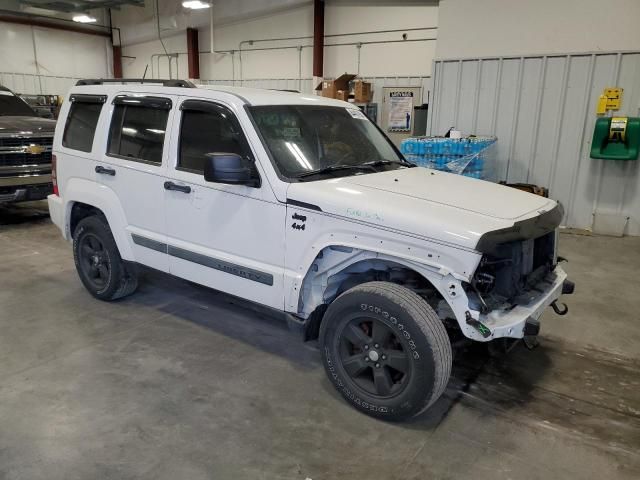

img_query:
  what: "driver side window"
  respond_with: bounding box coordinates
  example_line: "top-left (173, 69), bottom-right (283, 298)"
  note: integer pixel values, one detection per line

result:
top-left (178, 101), bottom-right (251, 174)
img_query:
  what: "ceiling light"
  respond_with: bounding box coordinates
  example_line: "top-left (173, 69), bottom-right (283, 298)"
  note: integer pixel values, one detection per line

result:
top-left (72, 14), bottom-right (97, 23)
top-left (182, 1), bottom-right (211, 9)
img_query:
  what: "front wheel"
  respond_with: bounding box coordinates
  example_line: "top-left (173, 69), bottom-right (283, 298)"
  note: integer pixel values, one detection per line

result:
top-left (320, 282), bottom-right (452, 420)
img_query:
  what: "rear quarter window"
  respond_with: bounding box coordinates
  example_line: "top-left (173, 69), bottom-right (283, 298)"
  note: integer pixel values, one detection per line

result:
top-left (62, 95), bottom-right (106, 152)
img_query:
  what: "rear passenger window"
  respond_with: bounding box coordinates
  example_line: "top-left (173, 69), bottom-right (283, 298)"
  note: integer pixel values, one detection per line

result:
top-left (107, 96), bottom-right (171, 165)
top-left (178, 101), bottom-right (251, 173)
top-left (62, 95), bottom-right (106, 152)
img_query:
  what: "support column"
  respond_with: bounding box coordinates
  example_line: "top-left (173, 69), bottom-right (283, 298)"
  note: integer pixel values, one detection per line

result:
top-left (186, 27), bottom-right (200, 80)
top-left (113, 45), bottom-right (123, 78)
top-left (312, 0), bottom-right (325, 93)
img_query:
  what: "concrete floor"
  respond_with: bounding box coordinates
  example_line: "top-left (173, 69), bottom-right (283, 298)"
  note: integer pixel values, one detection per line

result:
top-left (1, 201), bottom-right (639, 480)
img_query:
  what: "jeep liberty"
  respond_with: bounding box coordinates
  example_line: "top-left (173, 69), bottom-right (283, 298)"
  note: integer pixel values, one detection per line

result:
top-left (48, 79), bottom-right (573, 420)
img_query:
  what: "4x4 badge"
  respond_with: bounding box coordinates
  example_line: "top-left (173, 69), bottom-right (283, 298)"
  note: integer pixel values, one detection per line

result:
top-left (291, 212), bottom-right (306, 231)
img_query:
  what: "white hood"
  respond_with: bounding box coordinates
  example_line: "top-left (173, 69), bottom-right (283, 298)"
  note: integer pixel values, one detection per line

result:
top-left (286, 168), bottom-right (557, 250)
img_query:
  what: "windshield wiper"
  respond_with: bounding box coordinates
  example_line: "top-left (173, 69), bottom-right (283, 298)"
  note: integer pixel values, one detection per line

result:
top-left (295, 164), bottom-right (377, 179)
top-left (362, 159), bottom-right (415, 168)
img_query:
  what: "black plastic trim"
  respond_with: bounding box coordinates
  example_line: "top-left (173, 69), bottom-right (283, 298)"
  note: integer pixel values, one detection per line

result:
top-left (476, 203), bottom-right (564, 253)
top-left (130, 233), bottom-right (273, 286)
top-left (76, 78), bottom-right (195, 88)
top-left (131, 234), bottom-right (167, 253)
top-left (286, 199), bottom-right (323, 211)
top-left (168, 245), bottom-right (274, 286)
top-left (112, 95), bottom-right (172, 110)
top-left (70, 94), bottom-right (107, 104)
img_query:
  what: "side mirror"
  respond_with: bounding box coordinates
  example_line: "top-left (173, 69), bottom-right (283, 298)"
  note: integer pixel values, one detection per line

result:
top-left (203, 153), bottom-right (259, 187)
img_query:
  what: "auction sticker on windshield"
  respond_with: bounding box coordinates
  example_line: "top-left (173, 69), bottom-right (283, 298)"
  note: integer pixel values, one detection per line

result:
top-left (346, 108), bottom-right (367, 120)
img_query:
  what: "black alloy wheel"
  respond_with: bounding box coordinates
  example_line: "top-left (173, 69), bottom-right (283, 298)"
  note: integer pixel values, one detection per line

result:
top-left (320, 282), bottom-right (452, 420)
top-left (337, 316), bottom-right (412, 398)
top-left (78, 232), bottom-right (111, 290)
top-left (72, 215), bottom-right (138, 301)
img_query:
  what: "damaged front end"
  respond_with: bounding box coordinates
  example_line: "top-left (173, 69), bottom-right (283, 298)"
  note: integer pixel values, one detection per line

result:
top-left (462, 203), bottom-right (574, 342)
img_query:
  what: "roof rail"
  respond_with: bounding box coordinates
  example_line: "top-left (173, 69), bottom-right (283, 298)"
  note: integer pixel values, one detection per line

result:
top-left (75, 79), bottom-right (196, 88)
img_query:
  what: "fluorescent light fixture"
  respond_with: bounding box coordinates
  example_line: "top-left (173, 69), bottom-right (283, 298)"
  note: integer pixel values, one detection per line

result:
top-left (182, 1), bottom-right (211, 9)
top-left (72, 14), bottom-right (97, 23)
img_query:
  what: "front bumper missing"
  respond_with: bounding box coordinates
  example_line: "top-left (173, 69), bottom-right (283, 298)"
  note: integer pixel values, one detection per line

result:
top-left (469, 266), bottom-right (570, 341)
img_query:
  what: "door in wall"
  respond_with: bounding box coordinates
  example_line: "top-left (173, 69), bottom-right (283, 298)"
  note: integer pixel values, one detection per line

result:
top-left (381, 86), bottom-right (423, 147)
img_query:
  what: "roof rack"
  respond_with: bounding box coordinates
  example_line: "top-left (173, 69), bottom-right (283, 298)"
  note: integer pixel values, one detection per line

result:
top-left (76, 79), bottom-right (196, 88)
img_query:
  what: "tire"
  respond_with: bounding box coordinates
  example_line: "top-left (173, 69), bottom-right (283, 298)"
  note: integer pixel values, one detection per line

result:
top-left (73, 215), bottom-right (138, 301)
top-left (320, 281), bottom-right (452, 421)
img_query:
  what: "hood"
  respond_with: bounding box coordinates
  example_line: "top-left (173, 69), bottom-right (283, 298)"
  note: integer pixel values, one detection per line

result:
top-left (0, 116), bottom-right (56, 135)
top-left (286, 168), bottom-right (557, 250)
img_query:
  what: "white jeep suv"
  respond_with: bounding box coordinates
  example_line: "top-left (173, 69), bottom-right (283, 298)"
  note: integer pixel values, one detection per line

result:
top-left (48, 79), bottom-right (573, 420)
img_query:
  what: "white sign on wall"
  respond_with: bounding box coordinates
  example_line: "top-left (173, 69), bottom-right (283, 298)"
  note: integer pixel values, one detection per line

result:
top-left (387, 91), bottom-right (414, 132)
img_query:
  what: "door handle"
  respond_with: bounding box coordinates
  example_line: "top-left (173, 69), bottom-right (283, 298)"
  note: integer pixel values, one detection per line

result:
top-left (164, 181), bottom-right (191, 194)
top-left (95, 165), bottom-right (116, 176)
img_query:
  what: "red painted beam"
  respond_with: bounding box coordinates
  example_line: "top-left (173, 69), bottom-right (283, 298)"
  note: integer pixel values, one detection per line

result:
top-left (186, 27), bottom-right (200, 79)
top-left (312, 0), bottom-right (325, 78)
top-left (113, 45), bottom-right (123, 78)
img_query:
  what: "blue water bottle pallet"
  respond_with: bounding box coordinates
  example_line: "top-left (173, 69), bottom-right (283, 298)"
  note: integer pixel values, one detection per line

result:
top-left (401, 136), bottom-right (497, 179)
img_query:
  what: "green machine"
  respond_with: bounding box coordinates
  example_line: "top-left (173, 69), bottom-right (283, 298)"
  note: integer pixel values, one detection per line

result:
top-left (590, 116), bottom-right (640, 160)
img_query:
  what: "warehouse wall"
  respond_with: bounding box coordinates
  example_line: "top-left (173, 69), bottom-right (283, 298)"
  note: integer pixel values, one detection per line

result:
top-left (115, 1), bottom-right (438, 81)
top-left (0, 20), bottom-right (113, 95)
top-left (436, 0), bottom-right (640, 59)
top-left (430, 0), bottom-right (640, 236)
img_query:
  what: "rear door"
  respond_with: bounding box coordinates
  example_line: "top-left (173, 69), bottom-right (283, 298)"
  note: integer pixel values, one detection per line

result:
top-left (95, 93), bottom-right (176, 272)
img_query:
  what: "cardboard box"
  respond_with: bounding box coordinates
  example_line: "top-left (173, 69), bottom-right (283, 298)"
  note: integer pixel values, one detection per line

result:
top-left (336, 90), bottom-right (349, 102)
top-left (353, 80), bottom-right (372, 103)
top-left (315, 73), bottom-right (357, 99)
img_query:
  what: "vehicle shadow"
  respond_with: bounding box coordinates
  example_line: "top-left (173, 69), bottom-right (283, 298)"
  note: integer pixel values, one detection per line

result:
top-left (408, 341), bottom-right (553, 429)
top-left (128, 268), bottom-right (321, 371)
top-left (126, 268), bottom-right (553, 427)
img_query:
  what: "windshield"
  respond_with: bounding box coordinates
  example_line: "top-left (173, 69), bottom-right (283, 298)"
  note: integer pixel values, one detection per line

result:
top-left (0, 90), bottom-right (36, 116)
top-left (249, 105), bottom-right (406, 180)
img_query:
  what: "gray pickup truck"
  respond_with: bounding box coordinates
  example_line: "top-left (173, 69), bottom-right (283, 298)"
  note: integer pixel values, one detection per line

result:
top-left (0, 85), bottom-right (56, 203)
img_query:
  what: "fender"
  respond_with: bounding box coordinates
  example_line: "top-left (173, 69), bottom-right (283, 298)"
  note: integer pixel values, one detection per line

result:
top-left (288, 242), bottom-right (487, 341)
top-left (63, 177), bottom-right (135, 261)
top-left (283, 206), bottom-right (489, 340)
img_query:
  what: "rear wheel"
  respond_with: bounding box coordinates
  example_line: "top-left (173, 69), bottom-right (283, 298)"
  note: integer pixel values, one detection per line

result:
top-left (320, 282), bottom-right (452, 420)
top-left (73, 215), bottom-right (138, 301)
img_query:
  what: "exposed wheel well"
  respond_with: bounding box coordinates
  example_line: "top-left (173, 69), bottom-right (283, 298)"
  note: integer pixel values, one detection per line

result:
top-left (301, 247), bottom-right (447, 341)
top-left (70, 202), bottom-right (105, 238)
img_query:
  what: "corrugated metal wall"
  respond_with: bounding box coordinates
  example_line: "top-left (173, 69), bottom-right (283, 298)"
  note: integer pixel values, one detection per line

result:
top-left (428, 52), bottom-right (640, 235)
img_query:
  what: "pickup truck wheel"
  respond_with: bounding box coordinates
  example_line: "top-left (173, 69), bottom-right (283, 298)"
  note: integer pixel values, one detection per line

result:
top-left (320, 281), bottom-right (452, 421)
top-left (73, 215), bottom-right (138, 301)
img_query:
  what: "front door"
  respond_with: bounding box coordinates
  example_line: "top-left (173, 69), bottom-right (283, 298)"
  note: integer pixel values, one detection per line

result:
top-left (96, 93), bottom-right (176, 272)
top-left (163, 98), bottom-right (285, 309)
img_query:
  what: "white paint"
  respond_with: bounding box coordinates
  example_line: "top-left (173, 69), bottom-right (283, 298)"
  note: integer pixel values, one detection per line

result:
top-left (436, 0), bottom-right (640, 59)
top-left (51, 82), bottom-right (569, 343)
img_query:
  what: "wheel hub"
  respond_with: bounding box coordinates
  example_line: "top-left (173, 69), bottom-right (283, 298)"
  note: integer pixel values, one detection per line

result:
top-left (367, 350), bottom-right (379, 362)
